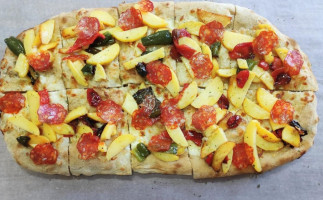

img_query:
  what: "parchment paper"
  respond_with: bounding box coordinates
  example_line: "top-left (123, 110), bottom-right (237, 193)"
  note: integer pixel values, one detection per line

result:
top-left (0, 0), bottom-right (322, 199)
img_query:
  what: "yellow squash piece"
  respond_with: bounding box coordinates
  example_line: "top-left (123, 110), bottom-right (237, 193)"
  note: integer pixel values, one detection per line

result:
top-left (42, 123), bottom-right (57, 142)
top-left (269, 118), bottom-right (286, 131)
top-left (256, 122), bottom-right (281, 142)
top-left (197, 9), bottom-right (232, 27)
top-left (237, 59), bottom-right (249, 69)
top-left (152, 152), bottom-right (179, 162)
top-left (166, 126), bottom-right (188, 147)
top-left (113, 26), bottom-right (148, 42)
top-left (201, 43), bottom-right (212, 61)
top-left (122, 93), bottom-right (138, 115)
top-left (217, 112), bottom-right (233, 131)
top-left (90, 10), bottom-right (116, 27)
top-left (100, 123), bottom-right (117, 141)
top-left (106, 134), bottom-right (135, 161)
top-left (14, 54), bottom-right (29, 78)
top-left (94, 64), bottom-right (107, 81)
top-left (98, 142), bottom-right (108, 152)
top-left (33, 31), bottom-right (41, 47)
top-left (260, 71), bottom-right (274, 90)
top-left (177, 81), bottom-right (198, 109)
top-left (252, 65), bottom-right (265, 79)
top-left (177, 146), bottom-right (186, 156)
top-left (201, 128), bottom-right (227, 158)
top-left (264, 52), bottom-right (274, 64)
top-left (256, 134), bottom-right (284, 151)
top-left (204, 124), bottom-right (219, 138)
top-left (211, 58), bottom-right (219, 77)
top-left (212, 141), bottom-right (236, 171)
top-left (243, 98), bottom-right (270, 120)
top-left (142, 12), bottom-right (167, 29)
top-left (28, 135), bottom-right (50, 148)
top-left (222, 150), bottom-right (233, 174)
top-left (256, 88), bottom-right (277, 112)
top-left (181, 57), bottom-right (195, 78)
top-left (77, 124), bottom-right (93, 135)
top-left (275, 47), bottom-right (289, 61)
top-left (282, 125), bottom-right (300, 147)
top-left (40, 19), bottom-right (55, 44)
top-left (39, 41), bottom-right (59, 51)
top-left (87, 112), bottom-right (105, 123)
top-left (165, 68), bottom-right (180, 97)
top-left (87, 43), bottom-right (120, 65)
top-left (123, 47), bottom-right (165, 70)
top-left (215, 108), bottom-right (228, 124)
top-left (61, 25), bottom-right (77, 38)
top-left (8, 115), bottom-right (40, 136)
top-left (24, 29), bottom-right (35, 55)
top-left (222, 31), bottom-right (254, 51)
top-left (216, 68), bottom-right (237, 78)
top-left (191, 77), bottom-right (223, 108)
top-left (64, 106), bottom-right (88, 123)
top-left (178, 37), bottom-right (201, 52)
top-left (51, 123), bottom-right (75, 136)
top-left (100, 26), bottom-right (123, 35)
top-left (244, 120), bottom-right (262, 172)
top-left (177, 21), bottom-right (204, 36)
top-left (26, 90), bottom-right (41, 126)
top-left (227, 72), bottom-right (255, 108)
top-left (67, 60), bottom-right (88, 86)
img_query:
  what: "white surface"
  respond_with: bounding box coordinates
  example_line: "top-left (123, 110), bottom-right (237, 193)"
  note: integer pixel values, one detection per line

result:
top-left (0, 0), bottom-right (322, 199)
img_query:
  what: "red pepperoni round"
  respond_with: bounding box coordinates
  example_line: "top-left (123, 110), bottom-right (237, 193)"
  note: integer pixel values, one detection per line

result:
top-left (189, 52), bottom-right (213, 79)
top-left (67, 17), bottom-right (103, 53)
top-left (172, 29), bottom-right (195, 59)
top-left (77, 133), bottom-right (100, 160)
top-left (172, 29), bottom-right (191, 41)
top-left (229, 42), bottom-right (254, 60)
top-left (253, 30), bottom-right (278, 56)
top-left (160, 98), bottom-right (185, 129)
top-left (217, 94), bottom-right (229, 110)
top-left (146, 60), bottom-right (172, 86)
top-left (38, 89), bottom-right (50, 105)
top-left (148, 131), bottom-right (172, 152)
top-left (96, 100), bottom-right (123, 124)
top-left (192, 105), bottom-right (217, 131)
top-left (270, 57), bottom-right (284, 71)
top-left (258, 60), bottom-right (270, 71)
top-left (183, 130), bottom-right (203, 146)
top-left (270, 99), bottom-right (294, 124)
top-left (227, 115), bottom-right (242, 129)
top-left (175, 44), bottom-right (196, 59)
top-left (28, 51), bottom-right (52, 72)
top-left (37, 104), bottom-right (67, 124)
top-left (199, 20), bottom-right (224, 46)
top-left (236, 70), bottom-right (249, 88)
top-left (205, 152), bottom-right (214, 166)
top-left (138, 0), bottom-right (154, 12)
top-left (132, 108), bottom-right (159, 130)
top-left (87, 88), bottom-right (101, 107)
top-left (62, 54), bottom-right (89, 61)
top-left (232, 143), bottom-right (254, 169)
top-left (170, 45), bottom-right (181, 62)
top-left (0, 92), bottom-right (25, 114)
top-left (118, 7), bottom-right (143, 31)
top-left (284, 50), bottom-right (303, 76)
top-left (30, 143), bottom-right (58, 165)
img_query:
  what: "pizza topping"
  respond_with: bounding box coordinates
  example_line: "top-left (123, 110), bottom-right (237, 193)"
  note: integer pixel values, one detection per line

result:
top-left (62, 54), bottom-right (89, 61)
top-left (37, 104), bottom-right (67, 124)
top-left (172, 29), bottom-right (196, 59)
top-left (77, 133), bottom-right (100, 160)
top-left (289, 120), bottom-right (308, 136)
top-left (217, 94), bottom-right (229, 109)
top-left (227, 115), bottom-right (242, 129)
top-left (38, 89), bottom-right (50, 105)
top-left (81, 64), bottom-right (96, 76)
top-left (118, 7), bottom-right (143, 31)
top-left (229, 42), bottom-right (254, 60)
top-left (274, 73), bottom-right (291, 87)
top-left (16, 136), bottom-right (31, 147)
top-left (135, 62), bottom-right (148, 77)
top-left (30, 143), bottom-right (58, 165)
top-left (210, 41), bottom-right (221, 57)
top-left (270, 99), bottom-right (294, 124)
top-left (4, 36), bottom-right (25, 56)
top-left (183, 130), bottom-right (203, 146)
top-left (236, 70), bottom-right (249, 88)
top-left (141, 30), bottom-right (173, 46)
top-left (148, 131), bottom-right (172, 152)
top-left (140, 94), bottom-right (161, 118)
top-left (87, 88), bottom-right (102, 107)
top-left (146, 60), bottom-right (172, 86)
top-left (0, 92), bottom-right (25, 114)
top-left (170, 45), bottom-right (181, 61)
top-left (189, 52), bottom-right (213, 79)
top-left (199, 20), bottom-right (224, 46)
top-left (28, 51), bottom-right (52, 72)
top-left (138, 0), bottom-right (154, 12)
top-left (192, 105), bottom-right (217, 131)
top-left (205, 152), bottom-right (214, 166)
top-left (160, 98), bottom-right (185, 129)
top-left (89, 31), bottom-right (115, 48)
top-left (96, 100), bottom-right (123, 124)
top-left (270, 57), bottom-right (284, 71)
top-left (133, 142), bottom-right (151, 162)
top-left (232, 143), bottom-right (254, 169)
top-left (137, 43), bottom-right (146, 52)
top-left (284, 50), bottom-right (303, 76)
top-left (132, 108), bottom-right (160, 130)
top-left (273, 128), bottom-right (283, 139)
top-left (253, 30), bottom-right (278, 56)
top-left (258, 60), bottom-right (270, 71)
top-left (67, 17), bottom-right (103, 53)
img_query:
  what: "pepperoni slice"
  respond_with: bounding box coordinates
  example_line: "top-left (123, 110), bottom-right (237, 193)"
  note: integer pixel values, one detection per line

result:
top-left (87, 88), bottom-right (101, 107)
top-left (284, 50), bottom-right (303, 76)
top-left (183, 130), bottom-right (203, 146)
top-left (146, 60), bottom-right (172, 86)
top-left (172, 28), bottom-right (191, 40)
top-left (192, 105), bottom-right (217, 131)
top-left (270, 57), bottom-right (284, 71)
top-left (0, 92), bottom-right (25, 114)
top-left (175, 44), bottom-right (196, 59)
top-left (258, 60), bottom-right (270, 71)
top-left (252, 30), bottom-right (278, 56)
top-left (137, 42), bottom-right (146, 52)
top-left (229, 42), bottom-right (254, 60)
top-left (118, 7), bottom-right (143, 31)
top-left (77, 133), bottom-right (100, 160)
top-left (28, 51), bottom-right (52, 72)
top-left (170, 45), bottom-right (181, 62)
top-left (30, 143), bottom-right (58, 165)
top-left (236, 70), bottom-right (249, 88)
top-left (199, 20), bottom-right (224, 46)
top-left (227, 115), bottom-right (242, 129)
top-left (217, 94), bottom-right (229, 110)
top-left (96, 100), bottom-right (123, 124)
top-left (132, 108), bottom-right (160, 130)
top-left (160, 98), bottom-right (185, 129)
top-left (138, 0), bottom-right (154, 12)
top-left (62, 54), bottom-right (89, 61)
top-left (232, 143), bottom-right (254, 169)
top-left (37, 104), bottom-right (67, 124)
top-left (189, 52), bottom-right (213, 79)
top-left (38, 89), bottom-right (50, 105)
top-left (67, 17), bottom-right (103, 53)
top-left (148, 131), bottom-right (172, 152)
top-left (270, 99), bottom-right (294, 124)
top-left (205, 153), bottom-right (215, 166)
top-left (172, 29), bottom-right (196, 59)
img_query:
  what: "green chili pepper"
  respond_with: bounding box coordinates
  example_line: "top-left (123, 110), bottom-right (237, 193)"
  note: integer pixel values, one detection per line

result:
top-left (81, 64), bottom-right (95, 76)
top-left (90, 32), bottom-right (115, 48)
top-left (133, 143), bottom-right (150, 162)
top-left (246, 59), bottom-right (258, 71)
top-left (210, 41), bottom-right (221, 57)
top-left (164, 143), bottom-right (178, 154)
top-left (141, 30), bottom-right (172, 46)
top-left (4, 36), bottom-right (25, 56)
